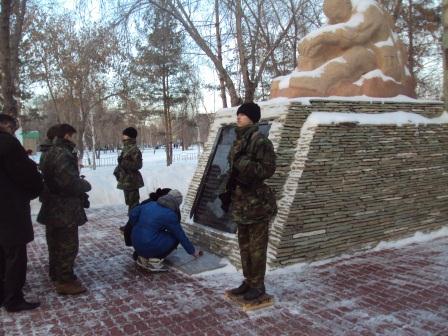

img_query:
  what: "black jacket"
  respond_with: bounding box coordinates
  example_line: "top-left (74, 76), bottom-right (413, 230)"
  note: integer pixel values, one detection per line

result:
top-left (0, 130), bottom-right (43, 246)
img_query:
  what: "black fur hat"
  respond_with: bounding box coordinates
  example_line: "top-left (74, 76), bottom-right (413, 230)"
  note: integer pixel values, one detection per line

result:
top-left (236, 102), bottom-right (261, 123)
top-left (149, 187), bottom-right (171, 201)
top-left (122, 127), bottom-right (138, 139)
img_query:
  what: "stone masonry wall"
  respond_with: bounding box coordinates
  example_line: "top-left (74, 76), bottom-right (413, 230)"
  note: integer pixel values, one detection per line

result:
top-left (271, 123), bottom-right (448, 266)
top-left (181, 99), bottom-right (447, 268)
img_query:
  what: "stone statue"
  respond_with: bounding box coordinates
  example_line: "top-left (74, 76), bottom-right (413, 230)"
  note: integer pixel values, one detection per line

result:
top-left (270, 0), bottom-right (416, 98)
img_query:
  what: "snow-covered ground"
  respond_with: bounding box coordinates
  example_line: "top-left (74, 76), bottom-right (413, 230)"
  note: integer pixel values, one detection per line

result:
top-left (196, 225), bottom-right (448, 281)
top-left (31, 147), bottom-right (199, 215)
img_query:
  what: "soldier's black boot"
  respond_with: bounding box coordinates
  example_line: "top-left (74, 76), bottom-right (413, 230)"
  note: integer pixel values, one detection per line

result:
top-left (243, 286), bottom-right (265, 301)
top-left (5, 299), bottom-right (40, 312)
top-left (228, 281), bottom-right (250, 295)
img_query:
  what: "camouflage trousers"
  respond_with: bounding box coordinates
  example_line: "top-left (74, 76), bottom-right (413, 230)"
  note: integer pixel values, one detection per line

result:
top-left (45, 225), bottom-right (79, 283)
top-left (124, 189), bottom-right (140, 213)
top-left (237, 220), bottom-right (269, 289)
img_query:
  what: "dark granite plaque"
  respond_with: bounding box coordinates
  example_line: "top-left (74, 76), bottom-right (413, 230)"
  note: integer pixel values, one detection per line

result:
top-left (191, 123), bottom-right (271, 233)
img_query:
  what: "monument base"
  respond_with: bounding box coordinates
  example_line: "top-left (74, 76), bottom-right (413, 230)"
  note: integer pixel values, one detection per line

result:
top-left (181, 98), bottom-right (446, 268)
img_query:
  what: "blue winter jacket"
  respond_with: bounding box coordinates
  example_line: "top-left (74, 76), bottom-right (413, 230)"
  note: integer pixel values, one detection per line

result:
top-left (129, 199), bottom-right (195, 258)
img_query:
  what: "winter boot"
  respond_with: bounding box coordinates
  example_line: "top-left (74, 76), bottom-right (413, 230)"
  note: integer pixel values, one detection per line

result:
top-left (228, 281), bottom-right (250, 296)
top-left (56, 279), bottom-right (87, 295)
top-left (5, 300), bottom-right (40, 313)
top-left (243, 286), bottom-right (265, 301)
top-left (136, 256), bottom-right (167, 272)
top-left (132, 251), bottom-right (138, 261)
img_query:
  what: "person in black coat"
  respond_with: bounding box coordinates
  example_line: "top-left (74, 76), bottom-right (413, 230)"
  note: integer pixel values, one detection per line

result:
top-left (0, 114), bottom-right (43, 312)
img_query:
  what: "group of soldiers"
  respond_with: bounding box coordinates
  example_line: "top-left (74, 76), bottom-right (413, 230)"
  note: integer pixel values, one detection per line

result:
top-left (0, 101), bottom-right (277, 313)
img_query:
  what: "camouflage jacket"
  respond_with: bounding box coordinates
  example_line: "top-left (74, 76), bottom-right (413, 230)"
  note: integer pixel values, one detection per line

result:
top-left (114, 139), bottom-right (144, 190)
top-left (37, 138), bottom-right (91, 227)
top-left (38, 139), bottom-right (53, 171)
top-left (228, 124), bottom-right (277, 224)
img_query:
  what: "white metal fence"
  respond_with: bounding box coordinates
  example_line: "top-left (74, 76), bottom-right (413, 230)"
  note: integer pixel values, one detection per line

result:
top-left (82, 156), bottom-right (117, 168)
top-left (81, 150), bottom-right (199, 168)
top-left (173, 152), bottom-right (198, 162)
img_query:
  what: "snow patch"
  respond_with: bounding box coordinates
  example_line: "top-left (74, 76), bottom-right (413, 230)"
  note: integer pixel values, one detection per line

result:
top-left (353, 69), bottom-right (400, 86)
top-left (374, 37), bottom-right (394, 48)
top-left (31, 148), bottom-right (198, 214)
top-left (404, 66), bottom-right (411, 77)
top-left (277, 57), bottom-right (348, 90)
top-left (373, 226), bottom-right (448, 251)
top-left (193, 258), bottom-right (238, 277)
top-left (351, 0), bottom-right (379, 12)
top-left (304, 111), bottom-right (448, 127)
top-left (303, 13), bottom-right (365, 42)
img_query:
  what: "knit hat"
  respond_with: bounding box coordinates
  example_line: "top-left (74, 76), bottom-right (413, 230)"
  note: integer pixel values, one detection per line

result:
top-left (122, 127), bottom-right (138, 139)
top-left (168, 189), bottom-right (183, 207)
top-left (236, 102), bottom-right (261, 123)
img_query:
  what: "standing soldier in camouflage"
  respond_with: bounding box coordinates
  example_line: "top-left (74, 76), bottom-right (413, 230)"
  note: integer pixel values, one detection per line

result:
top-left (38, 124), bottom-right (60, 169)
top-left (37, 124), bottom-right (91, 295)
top-left (221, 102), bottom-right (277, 301)
top-left (114, 127), bottom-right (144, 219)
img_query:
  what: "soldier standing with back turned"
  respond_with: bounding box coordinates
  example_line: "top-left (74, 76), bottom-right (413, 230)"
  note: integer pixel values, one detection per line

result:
top-left (38, 124), bottom-right (91, 295)
top-left (221, 102), bottom-right (277, 302)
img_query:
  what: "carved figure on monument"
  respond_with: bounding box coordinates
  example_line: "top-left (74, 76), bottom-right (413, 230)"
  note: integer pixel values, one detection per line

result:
top-left (270, 0), bottom-right (416, 98)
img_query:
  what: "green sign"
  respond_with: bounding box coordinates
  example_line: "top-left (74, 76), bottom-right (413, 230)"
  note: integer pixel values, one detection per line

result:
top-left (22, 130), bottom-right (40, 139)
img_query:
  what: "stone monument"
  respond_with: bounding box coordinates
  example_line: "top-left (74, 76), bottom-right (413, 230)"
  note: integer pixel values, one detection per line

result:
top-left (270, 0), bottom-right (416, 98)
top-left (180, 0), bottom-right (447, 268)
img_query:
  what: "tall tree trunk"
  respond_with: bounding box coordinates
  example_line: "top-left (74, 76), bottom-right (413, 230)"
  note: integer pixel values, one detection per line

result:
top-left (235, 0), bottom-right (253, 103)
top-left (89, 107), bottom-right (97, 170)
top-left (79, 106), bottom-right (89, 166)
top-left (407, 0), bottom-right (414, 77)
top-left (170, 0), bottom-right (241, 106)
top-left (78, 93), bottom-right (88, 163)
top-left (444, 0), bottom-right (448, 111)
top-left (215, 0), bottom-right (227, 108)
top-left (162, 71), bottom-right (172, 166)
top-left (10, 0), bottom-right (26, 112)
top-left (0, 0), bottom-right (17, 116)
top-left (392, 0), bottom-right (403, 21)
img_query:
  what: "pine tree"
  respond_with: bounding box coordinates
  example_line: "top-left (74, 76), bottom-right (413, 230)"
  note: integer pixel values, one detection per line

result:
top-left (131, 4), bottom-right (192, 165)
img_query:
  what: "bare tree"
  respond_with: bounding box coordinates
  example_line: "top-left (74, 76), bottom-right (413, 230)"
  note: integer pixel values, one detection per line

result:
top-left (27, 11), bottom-right (125, 165)
top-left (116, 0), bottom-right (310, 105)
top-left (214, 0), bottom-right (227, 107)
top-left (444, 0), bottom-right (448, 109)
top-left (379, 0), bottom-right (442, 98)
top-left (0, 0), bottom-right (27, 116)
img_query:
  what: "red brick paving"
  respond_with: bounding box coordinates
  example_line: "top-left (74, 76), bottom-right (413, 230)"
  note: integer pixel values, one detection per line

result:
top-left (1, 206), bottom-right (447, 335)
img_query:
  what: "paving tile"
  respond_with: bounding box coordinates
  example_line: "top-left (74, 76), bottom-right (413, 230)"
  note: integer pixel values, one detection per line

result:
top-left (1, 206), bottom-right (447, 335)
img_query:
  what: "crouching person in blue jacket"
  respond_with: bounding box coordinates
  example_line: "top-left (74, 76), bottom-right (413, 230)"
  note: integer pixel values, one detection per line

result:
top-left (129, 189), bottom-right (200, 271)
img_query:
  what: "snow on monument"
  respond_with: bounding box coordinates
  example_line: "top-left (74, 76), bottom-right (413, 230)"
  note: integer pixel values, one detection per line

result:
top-left (270, 0), bottom-right (415, 98)
top-left (180, 0), bottom-right (447, 268)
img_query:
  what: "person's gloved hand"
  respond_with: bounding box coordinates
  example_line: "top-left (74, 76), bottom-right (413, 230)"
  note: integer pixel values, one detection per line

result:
top-left (218, 191), bottom-right (231, 212)
top-left (113, 166), bottom-right (120, 180)
top-left (82, 193), bottom-right (90, 209)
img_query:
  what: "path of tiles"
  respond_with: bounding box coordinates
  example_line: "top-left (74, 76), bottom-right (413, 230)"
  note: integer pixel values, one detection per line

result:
top-left (1, 206), bottom-right (447, 336)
